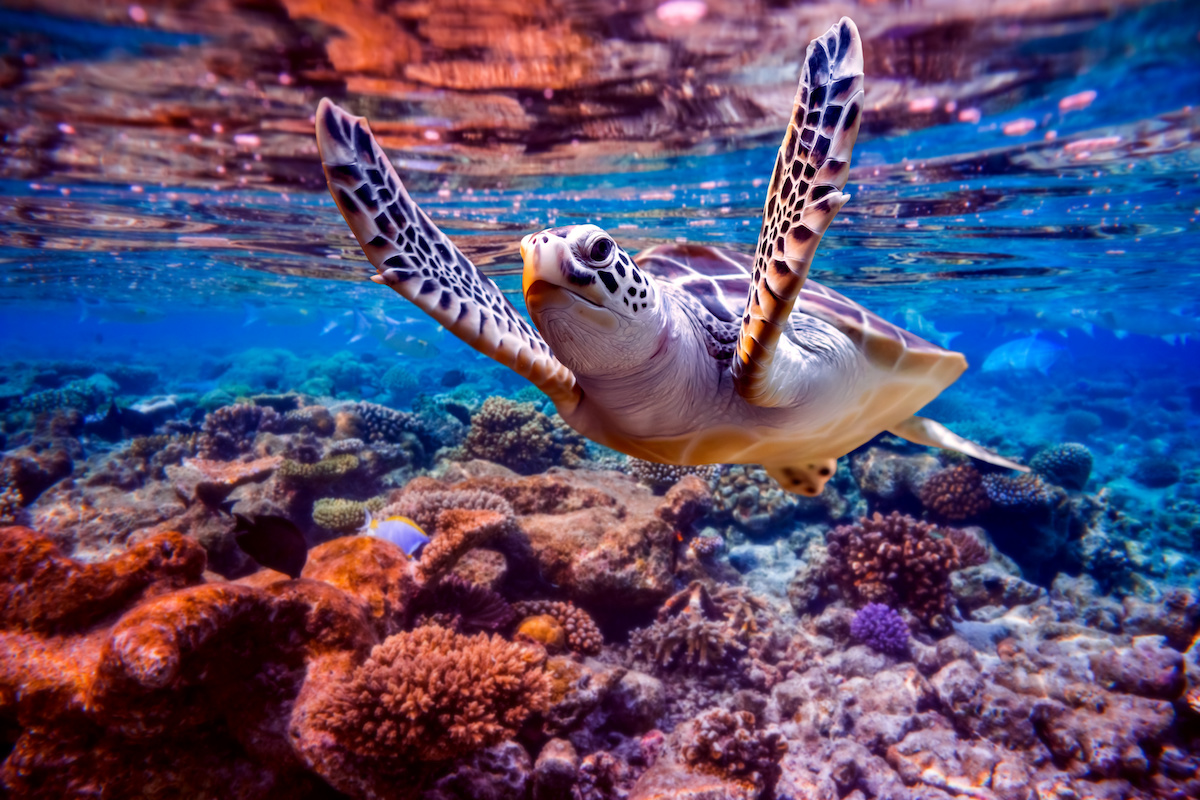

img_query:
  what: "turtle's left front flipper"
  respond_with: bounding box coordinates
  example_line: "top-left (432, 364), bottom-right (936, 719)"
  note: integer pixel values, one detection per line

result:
top-left (889, 416), bottom-right (1030, 472)
top-left (734, 17), bottom-right (864, 406)
top-left (315, 99), bottom-right (580, 410)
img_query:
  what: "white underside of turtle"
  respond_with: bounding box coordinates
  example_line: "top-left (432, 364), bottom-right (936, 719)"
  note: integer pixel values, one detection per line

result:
top-left (314, 17), bottom-right (1028, 497)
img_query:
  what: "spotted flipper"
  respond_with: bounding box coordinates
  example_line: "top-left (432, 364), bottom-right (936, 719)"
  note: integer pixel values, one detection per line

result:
top-left (315, 98), bottom-right (580, 409)
top-left (734, 17), bottom-right (865, 406)
top-left (889, 416), bottom-right (1030, 472)
top-left (766, 459), bottom-right (838, 497)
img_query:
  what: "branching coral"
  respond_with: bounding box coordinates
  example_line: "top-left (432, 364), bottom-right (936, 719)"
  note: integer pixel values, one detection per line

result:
top-left (306, 625), bottom-right (550, 764)
top-left (1031, 443), bottom-right (1093, 490)
top-left (918, 464), bottom-right (990, 521)
top-left (512, 600), bottom-right (603, 655)
top-left (451, 396), bottom-right (586, 474)
top-left (946, 527), bottom-right (989, 567)
top-left (631, 581), bottom-right (773, 672)
top-left (626, 457), bottom-right (719, 495)
top-left (849, 603), bottom-right (910, 655)
top-left (824, 511), bottom-right (961, 629)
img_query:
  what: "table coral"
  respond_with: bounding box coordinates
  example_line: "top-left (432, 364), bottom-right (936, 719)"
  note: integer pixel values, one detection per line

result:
top-left (824, 511), bottom-right (962, 630)
top-left (917, 464), bottom-right (990, 521)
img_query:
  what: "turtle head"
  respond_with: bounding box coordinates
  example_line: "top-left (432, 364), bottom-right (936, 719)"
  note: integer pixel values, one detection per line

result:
top-left (521, 224), bottom-right (665, 376)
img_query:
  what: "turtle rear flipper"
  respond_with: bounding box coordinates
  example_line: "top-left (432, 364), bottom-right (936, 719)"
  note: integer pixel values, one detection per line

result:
top-left (889, 416), bottom-right (1030, 472)
top-left (734, 17), bottom-right (864, 407)
top-left (315, 98), bottom-right (579, 409)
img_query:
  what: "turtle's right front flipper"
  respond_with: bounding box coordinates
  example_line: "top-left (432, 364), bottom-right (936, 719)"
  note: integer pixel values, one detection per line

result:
top-left (315, 98), bottom-right (580, 409)
top-left (734, 17), bottom-right (864, 407)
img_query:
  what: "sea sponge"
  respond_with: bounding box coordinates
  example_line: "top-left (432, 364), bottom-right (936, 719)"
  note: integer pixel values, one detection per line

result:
top-left (824, 511), bottom-right (961, 628)
top-left (1031, 443), bottom-right (1093, 490)
top-left (512, 600), bottom-right (603, 656)
top-left (278, 453), bottom-right (360, 483)
top-left (849, 603), bottom-right (910, 655)
top-left (312, 496), bottom-right (386, 532)
top-left (198, 403), bottom-right (281, 460)
top-left (452, 396), bottom-right (586, 474)
top-left (626, 457), bottom-right (718, 495)
top-left (308, 625), bottom-right (551, 763)
top-left (918, 464), bottom-right (990, 521)
top-left (515, 614), bottom-right (567, 653)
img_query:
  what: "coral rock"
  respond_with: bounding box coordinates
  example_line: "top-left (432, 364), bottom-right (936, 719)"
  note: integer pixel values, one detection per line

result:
top-left (302, 535), bottom-right (419, 636)
top-left (1090, 637), bottom-right (1185, 700)
top-left (532, 738), bottom-right (579, 800)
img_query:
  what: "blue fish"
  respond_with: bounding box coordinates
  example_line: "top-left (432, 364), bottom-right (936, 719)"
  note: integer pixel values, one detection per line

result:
top-left (359, 510), bottom-right (430, 557)
top-left (982, 335), bottom-right (1066, 375)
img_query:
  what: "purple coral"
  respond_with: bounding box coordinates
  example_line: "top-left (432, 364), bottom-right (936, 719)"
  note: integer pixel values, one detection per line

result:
top-left (850, 603), bottom-right (910, 656)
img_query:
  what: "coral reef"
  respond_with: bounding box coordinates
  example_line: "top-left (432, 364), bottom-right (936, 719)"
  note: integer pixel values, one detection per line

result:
top-left (630, 581), bottom-right (773, 673)
top-left (824, 511), bottom-right (962, 629)
top-left (512, 600), bottom-right (603, 656)
top-left (688, 532), bottom-right (724, 559)
top-left (626, 457), bottom-right (718, 495)
top-left (312, 496), bottom-right (386, 532)
top-left (981, 472), bottom-right (1064, 512)
top-left (849, 603), bottom-right (910, 655)
top-left (452, 397), bottom-right (587, 474)
top-left (299, 625), bottom-right (550, 765)
top-left (198, 403), bottom-right (280, 460)
top-left (1031, 442), bottom-right (1094, 490)
top-left (679, 708), bottom-right (785, 792)
top-left (917, 464), bottom-right (990, 520)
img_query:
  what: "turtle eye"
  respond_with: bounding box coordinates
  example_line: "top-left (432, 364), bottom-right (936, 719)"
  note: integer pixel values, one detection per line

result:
top-left (589, 238), bottom-right (613, 262)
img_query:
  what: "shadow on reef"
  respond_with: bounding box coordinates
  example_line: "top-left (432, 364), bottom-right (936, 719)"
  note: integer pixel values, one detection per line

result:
top-left (1, 361), bottom-right (1200, 798)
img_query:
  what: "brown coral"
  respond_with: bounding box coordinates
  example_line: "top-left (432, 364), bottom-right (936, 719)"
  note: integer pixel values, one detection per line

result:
top-left (452, 396), bottom-right (586, 474)
top-left (918, 465), bottom-right (990, 521)
top-left (824, 511), bottom-right (962, 629)
top-left (680, 708), bottom-right (786, 792)
top-left (630, 581), bottom-right (773, 673)
top-left (512, 600), bottom-right (603, 656)
top-left (305, 625), bottom-right (550, 764)
top-left (946, 527), bottom-right (989, 568)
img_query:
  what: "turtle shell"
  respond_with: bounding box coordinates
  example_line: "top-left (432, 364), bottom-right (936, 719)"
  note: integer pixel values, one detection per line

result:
top-left (635, 243), bottom-right (955, 374)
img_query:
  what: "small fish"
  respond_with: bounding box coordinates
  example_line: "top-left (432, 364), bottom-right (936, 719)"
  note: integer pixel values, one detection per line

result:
top-left (233, 513), bottom-right (309, 578)
top-left (243, 302), bottom-right (318, 327)
top-left (321, 309), bottom-right (354, 335)
top-left (77, 298), bottom-right (167, 325)
top-left (1094, 308), bottom-right (1198, 344)
top-left (996, 306), bottom-right (1096, 338)
top-left (359, 510), bottom-right (430, 557)
top-left (982, 335), bottom-right (1065, 375)
top-left (350, 308), bottom-right (441, 358)
top-left (901, 309), bottom-right (960, 349)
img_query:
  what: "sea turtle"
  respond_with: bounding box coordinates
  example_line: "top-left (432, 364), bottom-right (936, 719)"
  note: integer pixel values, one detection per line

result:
top-left (314, 17), bottom-right (1027, 497)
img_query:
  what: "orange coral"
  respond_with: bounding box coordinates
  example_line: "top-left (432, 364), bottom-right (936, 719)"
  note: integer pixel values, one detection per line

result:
top-left (303, 625), bottom-right (550, 764)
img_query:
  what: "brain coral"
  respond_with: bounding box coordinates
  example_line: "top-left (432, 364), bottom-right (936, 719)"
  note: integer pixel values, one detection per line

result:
top-left (824, 511), bottom-right (961, 628)
top-left (308, 624), bottom-right (550, 763)
top-left (1030, 443), bottom-right (1093, 490)
top-left (918, 464), bottom-right (990, 521)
